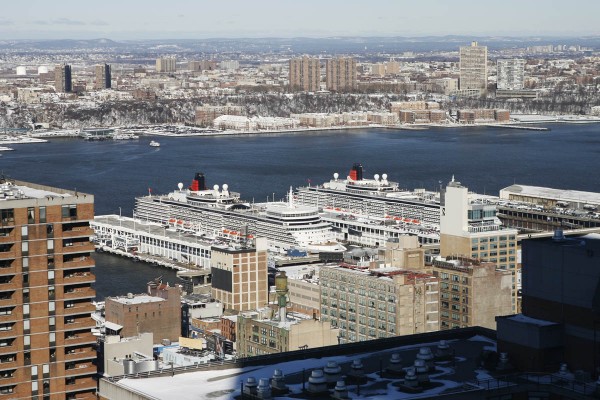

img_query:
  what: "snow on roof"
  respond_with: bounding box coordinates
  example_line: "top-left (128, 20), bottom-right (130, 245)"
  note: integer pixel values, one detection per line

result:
top-left (500, 184), bottom-right (600, 205)
top-left (109, 295), bottom-right (164, 305)
top-left (114, 337), bottom-right (490, 400)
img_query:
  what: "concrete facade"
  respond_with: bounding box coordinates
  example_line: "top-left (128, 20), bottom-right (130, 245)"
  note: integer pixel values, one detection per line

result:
top-left (210, 239), bottom-right (268, 311)
top-left (236, 312), bottom-right (338, 357)
top-left (459, 41), bottom-right (488, 92)
top-left (320, 264), bottom-right (439, 343)
top-left (432, 257), bottom-right (513, 330)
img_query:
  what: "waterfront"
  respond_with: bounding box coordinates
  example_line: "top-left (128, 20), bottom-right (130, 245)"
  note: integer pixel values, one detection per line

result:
top-left (2, 124), bottom-right (599, 299)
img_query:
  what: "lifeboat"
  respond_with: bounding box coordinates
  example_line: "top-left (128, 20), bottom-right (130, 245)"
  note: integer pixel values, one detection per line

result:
top-left (223, 229), bottom-right (230, 234)
top-left (177, 220), bottom-right (184, 225)
top-left (403, 218), bottom-right (411, 222)
top-left (412, 219), bottom-right (420, 224)
top-left (393, 217), bottom-right (401, 221)
top-left (168, 218), bottom-right (176, 224)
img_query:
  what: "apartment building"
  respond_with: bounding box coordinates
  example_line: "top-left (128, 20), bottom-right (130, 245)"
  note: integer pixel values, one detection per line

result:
top-left (0, 178), bottom-right (97, 399)
top-left (194, 105), bottom-right (245, 126)
top-left (320, 264), bottom-right (439, 343)
top-left (431, 256), bottom-right (513, 330)
top-left (210, 239), bottom-right (268, 311)
top-left (94, 64), bottom-right (111, 90)
top-left (325, 57), bottom-right (356, 92)
top-left (156, 57), bottom-right (176, 73)
top-left (54, 64), bottom-right (72, 93)
top-left (289, 56), bottom-right (320, 92)
top-left (497, 59), bottom-right (525, 90)
top-left (459, 41), bottom-right (488, 93)
top-left (440, 179), bottom-right (519, 312)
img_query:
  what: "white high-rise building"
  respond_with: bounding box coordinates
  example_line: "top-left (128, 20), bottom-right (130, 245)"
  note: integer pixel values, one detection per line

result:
top-left (459, 41), bottom-right (488, 94)
top-left (497, 59), bottom-right (525, 90)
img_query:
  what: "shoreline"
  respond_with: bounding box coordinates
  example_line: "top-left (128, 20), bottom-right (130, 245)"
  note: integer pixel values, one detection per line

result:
top-left (5, 115), bottom-right (600, 142)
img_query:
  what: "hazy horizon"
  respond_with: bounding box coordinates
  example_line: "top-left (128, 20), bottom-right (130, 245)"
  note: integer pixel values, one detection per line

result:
top-left (1, 0), bottom-right (599, 40)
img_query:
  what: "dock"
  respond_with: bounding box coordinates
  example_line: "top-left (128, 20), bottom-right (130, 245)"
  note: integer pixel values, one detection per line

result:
top-left (485, 124), bottom-right (550, 131)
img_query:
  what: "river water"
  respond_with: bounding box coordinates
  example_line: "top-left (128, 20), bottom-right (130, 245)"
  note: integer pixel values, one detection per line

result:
top-left (2, 124), bottom-right (599, 299)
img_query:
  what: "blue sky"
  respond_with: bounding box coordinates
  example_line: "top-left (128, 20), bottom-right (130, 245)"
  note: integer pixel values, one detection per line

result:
top-left (1, 0), bottom-right (599, 40)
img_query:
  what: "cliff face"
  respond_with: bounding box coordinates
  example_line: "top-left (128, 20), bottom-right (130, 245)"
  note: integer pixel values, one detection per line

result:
top-left (0, 94), bottom-right (401, 129)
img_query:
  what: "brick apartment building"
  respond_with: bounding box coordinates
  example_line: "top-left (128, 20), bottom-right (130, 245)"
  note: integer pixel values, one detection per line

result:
top-left (0, 178), bottom-right (97, 399)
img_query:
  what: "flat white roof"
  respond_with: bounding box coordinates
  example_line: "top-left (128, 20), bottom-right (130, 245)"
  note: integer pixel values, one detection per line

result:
top-left (501, 184), bottom-right (600, 205)
top-left (110, 295), bottom-right (164, 305)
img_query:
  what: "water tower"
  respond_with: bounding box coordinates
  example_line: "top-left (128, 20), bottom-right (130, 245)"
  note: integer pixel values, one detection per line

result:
top-left (274, 271), bottom-right (289, 322)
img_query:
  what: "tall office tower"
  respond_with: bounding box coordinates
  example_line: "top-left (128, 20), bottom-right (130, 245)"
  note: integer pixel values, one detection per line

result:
top-left (288, 56), bottom-right (320, 92)
top-left (459, 41), bottom-right (488, 93)
top-left (94, 63), bottom-right (112, 90)
top-left (54, 64), bottom-right (72, 93)
top-left (0, 178), bottom-right (97, 399)
top-left (156, 57), bottom-right (176, 73)
top-left (325, 57), bottom-right (357, 92)
top-left (496, 59), bottom-right (525, 90)
top-left (210, 238), bottom-right (268, 311)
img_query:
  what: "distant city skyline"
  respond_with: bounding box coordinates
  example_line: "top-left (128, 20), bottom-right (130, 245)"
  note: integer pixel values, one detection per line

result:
top-left (1, 0), bottom-right (600, 40)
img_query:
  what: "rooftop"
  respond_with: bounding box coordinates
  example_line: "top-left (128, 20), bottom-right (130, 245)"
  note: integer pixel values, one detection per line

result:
top-left (501, 184), bottom-right (600, 205)
top-left (108, 294), bottom-right (164, 305)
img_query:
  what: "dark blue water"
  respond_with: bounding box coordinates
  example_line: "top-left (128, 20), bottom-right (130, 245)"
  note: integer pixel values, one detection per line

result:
top-left (2, 125), bottom-right (599, 299)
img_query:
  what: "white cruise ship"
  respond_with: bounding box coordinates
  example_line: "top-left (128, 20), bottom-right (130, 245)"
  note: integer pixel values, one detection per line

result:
top-left (134, 172), bottom-right (345, 254)
top-left (296, 163), bottom-right (442, 246)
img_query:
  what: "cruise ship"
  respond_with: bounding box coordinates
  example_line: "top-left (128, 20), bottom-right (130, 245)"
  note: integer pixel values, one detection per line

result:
top-left (133, 172), bottom-right (345, 254)
top-left (296, 163), bottom-right (442, 246)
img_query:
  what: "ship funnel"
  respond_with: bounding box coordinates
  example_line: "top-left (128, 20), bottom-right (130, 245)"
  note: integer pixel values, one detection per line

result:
top-left (349, 163), bottom-right (363, 181)
top-left (189, 172), bottom-right (207, 191)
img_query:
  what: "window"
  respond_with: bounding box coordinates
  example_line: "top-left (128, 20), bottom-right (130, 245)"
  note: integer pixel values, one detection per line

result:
top-left (47, 240), bottom-right (54, 251)
top-left (27, 207), bottom-right (35, 224)
top-left (21, 242), bottom-right (29, 255)
top-left (48, 302), bottom-right (55, 312)
top-left (21, 226), bottom-right (28, 238)
top-left (24, 335), bottom-right (30, 346)
top-left (39, 207), bottom-right (46, 223)
top-left (0, 209), bottom-right (14, 225)
top-left (61, 205), bottom-right (77, 219)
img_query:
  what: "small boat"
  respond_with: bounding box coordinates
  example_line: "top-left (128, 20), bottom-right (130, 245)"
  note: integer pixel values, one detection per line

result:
top-left (149, 140), bottom-right (160, 147)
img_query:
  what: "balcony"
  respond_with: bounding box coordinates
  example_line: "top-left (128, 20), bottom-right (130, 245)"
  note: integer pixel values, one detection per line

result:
top-left (68, 391), bottom-right (97, 400)
top-left (0, 251), bottom-right (15, 261)
top-left (0, 266), bottom-right (17, 277)
top-left (0, 313), bottom-right (16, 325)
top-left (0, 280), bottom-right (18, 293)
top-left (64, 376), bottom-right (97, 393)
top-left (0, 329), bottom-right (18, 341)
top-left (64, 333), bottom-right (96, 346)
top-left (0, 356), bottom-right (17, 370)
top-left (62, 257), bottom-right (94, 270)
top-left (64, 319), bottom-right (94, 332)
top-left (65, 347), bottom-right (96, 362)
top-left (63, 303), bottom-right (95, 316)
top-left (0, 232), bottom-right (15, 244)
top-left (61, 227), bottom-right (94, 240)
top-left (65, 363), bottom-right (96, 377)
top-left (61, 242), bottom-right (95, 255)
top-left (0, 298), bottom-right (14, 308)
top-left (63, 287), bottom-right (96, 301)
top-left (63, 272), bottom-right (95, 286)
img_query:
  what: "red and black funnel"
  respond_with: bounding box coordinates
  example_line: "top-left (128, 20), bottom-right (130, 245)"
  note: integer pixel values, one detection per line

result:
top-left (190, 172), bottom-right (207, 191)
top-left (349, 163), bottom-right (363, 181)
